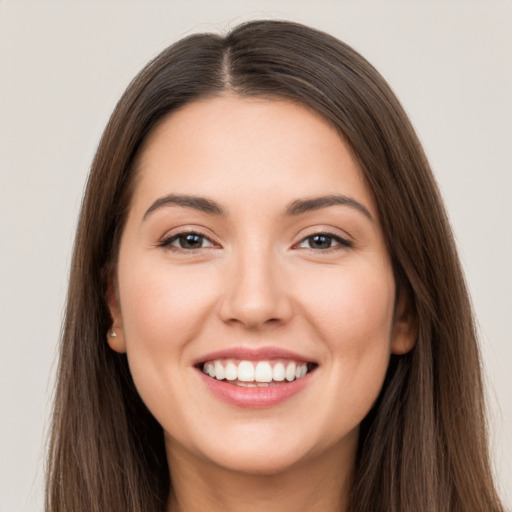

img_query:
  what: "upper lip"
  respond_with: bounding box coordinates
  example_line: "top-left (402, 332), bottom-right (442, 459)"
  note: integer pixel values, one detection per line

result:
top-left (194, 346), bottom-right (316, 365)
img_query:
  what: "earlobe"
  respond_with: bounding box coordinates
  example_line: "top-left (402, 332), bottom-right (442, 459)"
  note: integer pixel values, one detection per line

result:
top-left (106, 327), bottom-right (126, 353)
top-left (105, 274), bottom-right (127, 353)
top-left (391, 288), bottom-right (417, 355)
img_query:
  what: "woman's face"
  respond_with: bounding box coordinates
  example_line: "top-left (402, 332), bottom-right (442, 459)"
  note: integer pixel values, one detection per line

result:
top-left (108, 95), bottom-right (414, 475)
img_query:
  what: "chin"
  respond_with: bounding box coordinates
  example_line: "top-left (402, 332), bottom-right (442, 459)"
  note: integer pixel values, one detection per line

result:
top-left (165, 427), bottom-right (312, 476)
top-left (208, 446), bottom-right (308, 476)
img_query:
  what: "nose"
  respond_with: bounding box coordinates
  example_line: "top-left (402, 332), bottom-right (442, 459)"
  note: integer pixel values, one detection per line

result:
top-left (218, 247), bottom-right (293, 330)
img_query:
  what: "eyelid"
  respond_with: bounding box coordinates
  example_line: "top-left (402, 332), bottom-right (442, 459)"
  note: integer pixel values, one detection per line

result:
top-left (292, 228), bottom-right (354, 251)
top-left (157, 227), bottom-right (221, 250)
top-left (156, 226), bottom-right (353, 252)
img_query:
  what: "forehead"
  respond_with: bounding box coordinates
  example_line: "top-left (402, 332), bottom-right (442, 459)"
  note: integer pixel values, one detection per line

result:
top-left (131, 94), bottom-right (377, 217)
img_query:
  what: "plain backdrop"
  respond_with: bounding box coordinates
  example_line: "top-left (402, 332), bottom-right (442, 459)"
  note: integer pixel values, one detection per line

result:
top-left (0, 1), bottom-right (511, 510)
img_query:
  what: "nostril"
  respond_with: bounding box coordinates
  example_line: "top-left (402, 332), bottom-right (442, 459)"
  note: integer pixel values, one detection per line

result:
top-left (218, 270), bottom-right (293, 328)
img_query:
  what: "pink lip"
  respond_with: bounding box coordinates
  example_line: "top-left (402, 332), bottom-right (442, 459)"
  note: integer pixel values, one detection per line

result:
top-left (194, 347), bottom-right (315, 409)
top-left (194, 346), bottom-right (317, 408)
top-left (197, 369), bottom-right (314, 409)
top-left (194, 346), bottom-right (314, 365)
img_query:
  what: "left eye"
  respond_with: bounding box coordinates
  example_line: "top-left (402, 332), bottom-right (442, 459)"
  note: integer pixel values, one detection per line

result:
top-left (162, 232), bottom-right (215, 250)
top-left (297, 233), bottom-right (350, 250)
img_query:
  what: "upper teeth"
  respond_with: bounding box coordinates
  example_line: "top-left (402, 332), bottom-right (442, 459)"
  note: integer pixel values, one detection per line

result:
top-left (202, 360), bottom-right (308, 383)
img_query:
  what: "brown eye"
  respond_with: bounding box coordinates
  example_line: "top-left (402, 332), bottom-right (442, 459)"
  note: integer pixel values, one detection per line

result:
top-left (307, 234), bottom-right (334, 249)
top-left (161, 232), bottom-right (215, 250)
top-left (297, 233), bottom-right (353, 251)
top-left (179, 234), bottom-right (204, 249)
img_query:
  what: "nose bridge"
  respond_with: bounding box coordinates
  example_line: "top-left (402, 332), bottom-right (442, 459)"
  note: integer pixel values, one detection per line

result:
top-left (219, 237), bottom-right (291, 328)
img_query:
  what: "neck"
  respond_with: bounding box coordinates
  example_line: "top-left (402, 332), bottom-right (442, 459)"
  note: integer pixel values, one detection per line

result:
top-left (165, 433), bottom-right (356, 512)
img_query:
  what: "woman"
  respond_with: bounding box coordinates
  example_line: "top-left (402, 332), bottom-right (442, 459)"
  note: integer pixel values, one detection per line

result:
top-left (45, 20), bottom-right (504, 512)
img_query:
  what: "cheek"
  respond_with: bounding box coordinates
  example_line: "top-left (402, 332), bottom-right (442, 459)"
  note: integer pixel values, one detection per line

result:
top-left (117, 261), bottom-right (222, 426)
top-left (298, 261), bottom-right (395, 347)
top-left (119, 261), bottom-right (219, 350)
top-left (297, 262), bottom-right (395, 409)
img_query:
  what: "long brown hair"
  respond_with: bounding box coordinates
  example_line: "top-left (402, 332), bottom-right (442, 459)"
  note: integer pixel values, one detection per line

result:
top-left (46, 20), bottom-right (504, 511)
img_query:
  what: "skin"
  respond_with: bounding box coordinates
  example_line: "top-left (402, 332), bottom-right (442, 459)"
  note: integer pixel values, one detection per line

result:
top-left (107, 95), bottom-right (415, 512)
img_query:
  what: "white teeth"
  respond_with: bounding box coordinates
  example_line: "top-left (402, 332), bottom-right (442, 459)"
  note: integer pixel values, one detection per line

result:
top-left (285, 361), bottom-right (296, 381)
top-left (296, 363), bottom-right (307, 379)
top-left (272, 362), bottom-right (285, 381)
top-left (225, 362), bottom-right (237, 381)
top-left (238, 361), bottom-right (255, 382)
top-left (255, 361), bottom-right (273, 382)
top-left (214, 361), bottom-right (225, 380)
top-left (205, 363), bottom-right (215, 377)
top-left (202, 359), bottom-right (311, 383)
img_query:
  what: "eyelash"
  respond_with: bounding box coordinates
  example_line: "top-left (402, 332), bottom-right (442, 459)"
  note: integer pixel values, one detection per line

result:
top-left (158, 231), bottom-right (215, 251)
top-left (158, 230), bottom-right (353, 253)
top-left (295, 232), bottom-right (353, 251)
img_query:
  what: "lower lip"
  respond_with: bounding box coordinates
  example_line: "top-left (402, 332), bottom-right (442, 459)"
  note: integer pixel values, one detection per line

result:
top-left (197, 369), bottom-right (314, 408)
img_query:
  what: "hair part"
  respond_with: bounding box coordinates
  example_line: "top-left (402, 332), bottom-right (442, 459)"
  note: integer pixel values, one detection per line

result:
top-left (46, 20), bottom-right (504, 512)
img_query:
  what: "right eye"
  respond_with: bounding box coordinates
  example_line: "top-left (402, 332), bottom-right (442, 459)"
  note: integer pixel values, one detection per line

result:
top-left (160, 232), bottom-right (216, 251)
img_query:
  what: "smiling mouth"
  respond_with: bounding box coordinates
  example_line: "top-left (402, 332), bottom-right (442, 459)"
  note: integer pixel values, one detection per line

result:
top-left (199, 359), bottom-right (317, 387)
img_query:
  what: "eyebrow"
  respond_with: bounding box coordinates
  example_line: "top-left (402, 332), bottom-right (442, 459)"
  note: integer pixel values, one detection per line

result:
top-left (285, 194), bottom-right (373, 221)
top-left (142, 193), bottom-right (372, 222)
top-left (143, 194), bottom-right (225, 220)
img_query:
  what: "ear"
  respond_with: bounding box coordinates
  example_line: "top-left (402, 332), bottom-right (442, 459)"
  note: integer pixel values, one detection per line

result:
top-left (105, 273), bottom-right (127, 353)
top-left (391, 287), bottom-right (417, 355)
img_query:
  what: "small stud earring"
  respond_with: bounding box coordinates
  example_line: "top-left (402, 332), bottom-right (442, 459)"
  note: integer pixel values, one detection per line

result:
top-left (109, 331), bottom-right (117, 338)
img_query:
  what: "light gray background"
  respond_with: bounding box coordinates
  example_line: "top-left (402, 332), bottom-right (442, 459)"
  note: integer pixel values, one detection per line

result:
top-left (1, 1), bottom-right (510, 510)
